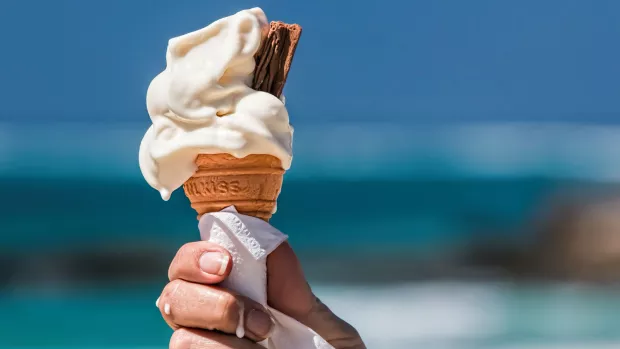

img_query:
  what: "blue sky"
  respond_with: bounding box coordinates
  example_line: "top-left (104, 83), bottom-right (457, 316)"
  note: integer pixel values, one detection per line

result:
top-left (2, 0), bottom-right (620, 124)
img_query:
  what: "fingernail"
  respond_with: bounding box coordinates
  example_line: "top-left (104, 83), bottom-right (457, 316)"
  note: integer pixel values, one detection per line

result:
top-left (156, 297), bottom-right (160, 307)
top-left (246, 309), bottom-right (275, 338)
top-left (199, 252), bottom-right (228, 276)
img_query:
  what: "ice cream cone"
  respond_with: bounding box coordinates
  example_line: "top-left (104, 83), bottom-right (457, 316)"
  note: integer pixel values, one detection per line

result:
top-left (183, 153), bottom-right (285, 221)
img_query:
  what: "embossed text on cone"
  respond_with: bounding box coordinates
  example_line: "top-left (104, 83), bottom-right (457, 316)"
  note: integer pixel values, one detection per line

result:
top-left (183, 154), bottom-right (284, 221)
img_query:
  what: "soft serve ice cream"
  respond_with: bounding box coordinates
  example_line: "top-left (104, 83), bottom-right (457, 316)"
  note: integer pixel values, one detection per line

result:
top-left (139, 8), bottom-right (293, 200)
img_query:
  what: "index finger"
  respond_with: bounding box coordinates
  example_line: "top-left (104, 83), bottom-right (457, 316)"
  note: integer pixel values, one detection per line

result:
top-left (168, 241), bottom-right (233, 284)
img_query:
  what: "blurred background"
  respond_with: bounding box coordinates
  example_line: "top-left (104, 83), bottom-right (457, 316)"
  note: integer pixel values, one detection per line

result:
top-left (2, 0), bottom-right (620, 348)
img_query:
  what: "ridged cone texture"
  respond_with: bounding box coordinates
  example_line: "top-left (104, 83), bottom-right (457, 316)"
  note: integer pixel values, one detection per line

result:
top-left (183, 154), bottom-right (284, 221)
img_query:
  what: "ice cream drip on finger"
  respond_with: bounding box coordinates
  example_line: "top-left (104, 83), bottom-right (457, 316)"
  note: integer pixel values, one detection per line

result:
top-left (139, 8), bottom-right (293, 200)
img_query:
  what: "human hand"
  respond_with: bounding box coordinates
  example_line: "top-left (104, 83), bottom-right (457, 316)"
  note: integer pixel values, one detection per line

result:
top-left (157, 241), bottom-right (365, 349)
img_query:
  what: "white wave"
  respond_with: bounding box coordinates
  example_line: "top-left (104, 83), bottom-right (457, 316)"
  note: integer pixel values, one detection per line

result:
top-left (313, 282), bottom-right (620, 348)
top-left (315, 282), bottom-right (504, 343)
top-left (290, 122), bottom-right (620, 181)
top-left (3, 122), bottom-right (620, 181)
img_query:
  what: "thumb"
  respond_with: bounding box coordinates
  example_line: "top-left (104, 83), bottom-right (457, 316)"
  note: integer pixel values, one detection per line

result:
top-left (266, 243), bottom-right (364, 348)
top-left (266, 242), bottom-right (314, 318)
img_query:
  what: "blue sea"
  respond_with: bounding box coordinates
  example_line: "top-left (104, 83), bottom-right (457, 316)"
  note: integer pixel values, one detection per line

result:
top-left (2, 282), bottom-right (620, 349)
top-left (2, 122), bottom-right (620, 348)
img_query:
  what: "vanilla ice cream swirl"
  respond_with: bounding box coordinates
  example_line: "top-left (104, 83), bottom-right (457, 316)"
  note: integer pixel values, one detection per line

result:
top-left (139, 8), bottom-right (293, 200)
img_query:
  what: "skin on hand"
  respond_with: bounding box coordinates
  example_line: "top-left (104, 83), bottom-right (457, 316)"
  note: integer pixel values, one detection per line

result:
top-left (158, 241), bottom-right (366, 349)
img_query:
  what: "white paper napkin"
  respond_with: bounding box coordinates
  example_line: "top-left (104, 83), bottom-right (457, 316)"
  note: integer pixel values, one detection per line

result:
top-left (198, 206), bottom-right (334, 349)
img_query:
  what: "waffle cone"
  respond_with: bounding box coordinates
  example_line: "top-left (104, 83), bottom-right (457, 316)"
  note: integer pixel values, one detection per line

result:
top-left (183, 154), bottom-right (284, 221)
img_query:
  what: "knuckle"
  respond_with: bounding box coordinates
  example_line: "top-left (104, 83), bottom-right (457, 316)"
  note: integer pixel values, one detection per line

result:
top-left (161, 279), bottom-right (184, 303)
top-left (178, 242), bottom-right (197, 258)
top-left (169, 328), bottom-right (193, 349)
top-left (165, 279), bottom-right (185, 294)
top-left (168, 243), bottom-right (195, 280)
